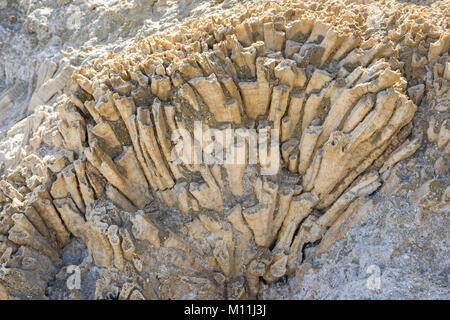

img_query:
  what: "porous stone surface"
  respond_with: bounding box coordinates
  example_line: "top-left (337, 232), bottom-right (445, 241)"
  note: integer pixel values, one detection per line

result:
top-left (0, 0), bottom-right (448, 300)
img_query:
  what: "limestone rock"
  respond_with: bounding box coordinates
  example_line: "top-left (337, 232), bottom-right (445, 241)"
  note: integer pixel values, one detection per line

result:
top-left (0, 0), bottom-right (448, 301)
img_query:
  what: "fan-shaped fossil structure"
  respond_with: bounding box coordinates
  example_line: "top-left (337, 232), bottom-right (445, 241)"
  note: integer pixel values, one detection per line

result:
top-left (0, 0), bottom-right (449, 299)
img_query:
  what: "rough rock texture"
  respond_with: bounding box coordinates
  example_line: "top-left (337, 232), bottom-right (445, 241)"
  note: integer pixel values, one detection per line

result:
top-left (0, 0), bottom-right (449, 300)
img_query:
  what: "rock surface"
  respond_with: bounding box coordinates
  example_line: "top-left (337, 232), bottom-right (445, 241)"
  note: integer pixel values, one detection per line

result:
top-left (0, 0), bottom-right (448, 300)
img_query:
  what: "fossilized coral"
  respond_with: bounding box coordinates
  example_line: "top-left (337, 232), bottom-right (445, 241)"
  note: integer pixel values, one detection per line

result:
top-left (0, 0), bottom-right (449, 300)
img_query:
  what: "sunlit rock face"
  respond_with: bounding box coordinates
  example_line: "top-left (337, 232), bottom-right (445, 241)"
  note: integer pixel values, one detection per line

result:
top-left (0, 0), bottom-right (448, 299)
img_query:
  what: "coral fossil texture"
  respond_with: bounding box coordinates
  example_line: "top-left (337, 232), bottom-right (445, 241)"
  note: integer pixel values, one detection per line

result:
top-left (0, 0), bottom-right (449, 299)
